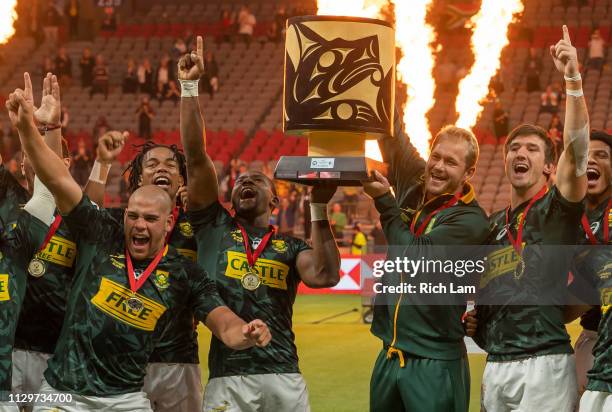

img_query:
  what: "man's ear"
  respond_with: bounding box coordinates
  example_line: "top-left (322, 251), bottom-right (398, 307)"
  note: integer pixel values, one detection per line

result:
top-left (270, 195), bottom-right (280, 211)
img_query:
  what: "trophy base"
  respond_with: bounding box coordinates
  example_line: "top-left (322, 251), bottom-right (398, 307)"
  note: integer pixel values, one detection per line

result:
top-left (274, 156), bottom-right (370, 186)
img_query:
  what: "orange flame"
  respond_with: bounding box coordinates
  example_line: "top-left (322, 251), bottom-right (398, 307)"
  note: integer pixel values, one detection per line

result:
top-left (455, 0), bottom-right (524, 129)
top-left (391, 0), bottom-right (436, 158)
top-left (0, 1), bottom-right (17, 45)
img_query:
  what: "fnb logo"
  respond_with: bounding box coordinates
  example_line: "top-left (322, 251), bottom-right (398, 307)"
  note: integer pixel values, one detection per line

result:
top-left (91, 277), bottom-right (166, 331)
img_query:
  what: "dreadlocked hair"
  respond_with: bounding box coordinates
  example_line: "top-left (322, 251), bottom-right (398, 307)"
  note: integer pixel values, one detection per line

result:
top-left (124, 141), bottom-right (187, 194)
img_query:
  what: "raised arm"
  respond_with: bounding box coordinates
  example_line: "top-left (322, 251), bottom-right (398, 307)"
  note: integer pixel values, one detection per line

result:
top-left (83, 131), bottom-right (127, 206)
top-left (551, 25), bottom-right (589, 202)
top-left (6, 73), bottom-right (82, 214)
top-left (377, 110), bottom-right (427, 208)
top-left (178, 36), bottom-right (219, 210)
top-left (296, 183), bottom-right (341, 288)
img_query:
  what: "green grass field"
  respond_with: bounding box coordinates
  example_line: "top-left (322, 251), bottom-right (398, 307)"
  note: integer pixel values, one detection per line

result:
top-left (197, 295), bottom-right (582, 412)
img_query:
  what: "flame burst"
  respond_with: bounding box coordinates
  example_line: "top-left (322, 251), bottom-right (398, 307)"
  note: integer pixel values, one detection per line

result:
top-left (391, 0), bottom-right (436, 158)
top-left (0, 0), bottom-right (17, 45)
top-left (317, 0), bottom-right (436, 160)
top-left (455, 0), bottom-right (524, 129)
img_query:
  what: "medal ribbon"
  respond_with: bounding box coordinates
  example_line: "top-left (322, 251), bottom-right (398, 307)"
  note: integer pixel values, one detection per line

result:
top-left (236, 223), bottom-right (276, 269)
top-left (505, 185), bottom-right (548, 256)
top-left (36, 215), bottom-right (63, 253)
top-left (580, 198), bottom-right (611, 245)
top-left (125, 244), bottom-right (168, 294)
top-left (165, 207), bottom-right (180, 243)
top-left (410, 193), bottom-right (461, 237)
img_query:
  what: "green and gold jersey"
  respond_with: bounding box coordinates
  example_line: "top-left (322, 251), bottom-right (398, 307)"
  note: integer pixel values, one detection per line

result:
top-left (475, 186), bottom-right (583, 361)
top-left (572, 198), bottom-right (612, 393)
top-left (0, 212), bottom-right (45, 393)
top-left (0, 165), bottom-right (30, 231)
top-left (188, 201), bottom-right (311, 378)
top-left (108, 207), bottom-right (199, 364)
top-left (371, 188), bottom-right (489, 360)
top-left (14, 217), bottom-right (76, 354)
top-left (45, 197), bottom-right (224, 396)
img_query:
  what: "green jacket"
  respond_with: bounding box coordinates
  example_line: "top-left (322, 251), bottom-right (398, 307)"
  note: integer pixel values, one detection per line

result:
top-left (372, 117), bottom-right (489, 360)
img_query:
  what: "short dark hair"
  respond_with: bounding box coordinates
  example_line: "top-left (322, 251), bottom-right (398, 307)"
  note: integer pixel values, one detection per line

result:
top-left (432, 126), bottom-right (479, 170)
top-left (591, 129), bottom-right (612, 151)
top-left (124, 142), bottom-right (187, 194)
top-left (504, 124), bottom-right (556, 164)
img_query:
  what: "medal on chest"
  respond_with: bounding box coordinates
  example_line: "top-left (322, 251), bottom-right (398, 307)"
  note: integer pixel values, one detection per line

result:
top-left (236, 223), bottom-right (276, 291)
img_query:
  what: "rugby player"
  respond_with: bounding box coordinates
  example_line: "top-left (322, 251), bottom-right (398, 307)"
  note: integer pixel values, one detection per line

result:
top-left (179, 36), bottom-right (341, 411)
top-left (362, 118), bottom-right (489, 411)
top-left (566, 130), bottom-right (611, 412)
top-left (7, 74), bottom-right (271, 412)
top-left (10, 74), bottom-right (78, 411)
top-left (85, 137), bottom-right (204, 412)
top-left (475, 26), bottom-right (589, 411)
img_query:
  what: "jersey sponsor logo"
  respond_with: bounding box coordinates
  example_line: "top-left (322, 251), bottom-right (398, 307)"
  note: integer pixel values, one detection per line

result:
top-left (271, 239), bottom-right (288, 253)
top-left (589, 221), bottom-right (601, 237)
top-left (0, 274), bottom-right (9, 301)
top-left (109, 254), bottom-right (126, 269)
top-left (601, 288), bottom-right (611, 314)
top-left (225, 251), bottom-right (289, 290)
top-left (34, 235), bottom-right (76, 267)
top-left (178, 222), bottom-right (193, 238)
top-left (176, 248), bottom-right (197, 262)
top-left (479, 244), bottom-right (524, 288)
top-left (153, 270), bottom-right (170, 291)
top-left (91, 277), bottom-right (167, 331)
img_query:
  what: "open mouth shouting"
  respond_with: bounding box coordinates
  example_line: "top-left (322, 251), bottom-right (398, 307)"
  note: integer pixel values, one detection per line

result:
top-left (240, 186), bottom-right (257, 201)
top-left (586, 166), bottom-right (601, 187)
top-left (153, 175), bottom-right (171, 190)
top-left (131, 233), bottom-right (150, 254)
top-left (512, 162), bottom-right (530, 178)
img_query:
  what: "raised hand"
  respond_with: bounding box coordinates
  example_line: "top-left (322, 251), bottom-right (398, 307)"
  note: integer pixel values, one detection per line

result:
top-left (242, 319), bottom-right (271, 348)
top-left (362, 170), bottom-right (391, 199)
top-left (34, 73), bottom-right (61, 126)
top-left (176, 185), bottom-right (188, 210)
top-left (310, 182), bottom-right (338, 204)
top-left (178, 35), bottom-right (205, 81)
top-left (550, 25), bottom-right (579, 77)
top-left (5, 73), bottom-right (35, 129)
top-left (97, 131), bottom-right (128, 163)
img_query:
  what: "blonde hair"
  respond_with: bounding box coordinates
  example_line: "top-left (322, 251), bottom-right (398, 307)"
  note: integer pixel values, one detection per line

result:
top-left (431, 125), bottom-right (479, 169)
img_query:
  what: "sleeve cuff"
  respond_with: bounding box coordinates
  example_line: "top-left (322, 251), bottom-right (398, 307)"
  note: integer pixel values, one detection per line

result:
top-left (374, 192), bottom-right (397, 213)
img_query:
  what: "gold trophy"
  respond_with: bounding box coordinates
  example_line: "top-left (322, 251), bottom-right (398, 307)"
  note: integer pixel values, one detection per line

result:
top-left (274, 15), bottom-right (395, 186)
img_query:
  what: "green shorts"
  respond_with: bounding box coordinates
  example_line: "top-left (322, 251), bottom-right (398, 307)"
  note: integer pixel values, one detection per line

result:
top-left (370, 348), bottom-right (470, 412)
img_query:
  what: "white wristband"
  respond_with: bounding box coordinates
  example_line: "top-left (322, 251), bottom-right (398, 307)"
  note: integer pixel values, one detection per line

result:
top-left (564, 73), bottom-right (582, 82)
top-left (180, 79), bottom-right (199, 97)
top-left (566, 88), bottom-right (584, 97)
top-left (89, 160), bottom-right (111, 184)
top-left (310, 203), bottom-right (328, 222)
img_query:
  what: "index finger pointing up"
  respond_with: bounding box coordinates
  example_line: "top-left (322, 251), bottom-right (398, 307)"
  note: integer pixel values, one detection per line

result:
top-left (197, 36), bottom-right (203, 60)
top-left (562, 25), bottom-right (571, 45)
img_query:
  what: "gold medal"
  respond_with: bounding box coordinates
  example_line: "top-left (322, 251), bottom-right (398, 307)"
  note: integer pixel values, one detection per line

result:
top-left (513, 256), bottom-right (525, 280)
top-left (28, 258), bottom-right (46, 277)
top-left (127, 295), bottom-right (144, 311)
top-left (241, 270), bottom-right (261, 291)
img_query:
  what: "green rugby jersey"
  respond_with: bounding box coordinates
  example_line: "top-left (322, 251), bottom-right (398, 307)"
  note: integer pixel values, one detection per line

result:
top-left (14, 217), bottom-right (75, 354)
top-left (108, 207), bottom-right (199, 364)
top-left (45, 197), bottom-right (224, 396)
top-left (188, 201), bottom-right (311, 378)
top-left (0, 212), bottom-right (46, 394)
top-left (572, 198), bottom-right (612, 393)
top-left (373, 126), bottom-right (489, 360)
top-left (475, 186), bottom-right (583, 361)
top-left (0, 165), bottom-right (30, 231)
